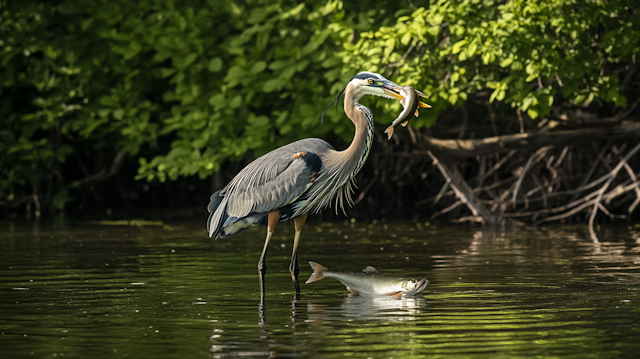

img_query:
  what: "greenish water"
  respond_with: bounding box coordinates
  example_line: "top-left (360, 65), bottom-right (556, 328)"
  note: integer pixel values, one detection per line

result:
top-left (1, 220), bottom-right (640, 358)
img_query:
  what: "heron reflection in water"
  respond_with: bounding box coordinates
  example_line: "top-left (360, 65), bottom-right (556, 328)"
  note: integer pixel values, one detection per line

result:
top-left (207, 71), bottom-right (429, 294)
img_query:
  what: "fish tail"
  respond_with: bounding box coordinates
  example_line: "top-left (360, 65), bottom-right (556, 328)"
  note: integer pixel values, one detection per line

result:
top-left (305, 261), bottom-right (327, 283)
top-left (384, 126), bottom-right (395, 140)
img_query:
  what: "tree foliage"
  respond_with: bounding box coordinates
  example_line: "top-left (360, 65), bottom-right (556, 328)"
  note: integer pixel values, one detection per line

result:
top-left (345, 0), bottom-right (638, 119)
top-left (1, 0), bottom-right (639, 217)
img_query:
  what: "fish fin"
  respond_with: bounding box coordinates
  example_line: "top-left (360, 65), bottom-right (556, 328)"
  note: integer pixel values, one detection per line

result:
top-left (401, 121), bottom-right (408, 127)
top-left (416, 90), bottom-right (429, 98)
top-left (346, 287), bottom-right (359, 296)
top-left (362, 266), bottom-right (378, 274)
top-left (399, 98), bottom-right (406, 107)
top-left (384, 126), bottom-right (394, 140)
top-left (414, 109), bottom-right (419, 117)
top-left (419, 101), bottom-right (431, 108)
top-left (388, 291), bottom-right (405, 298)
top-left (305, 261), bottom-right (326, 284)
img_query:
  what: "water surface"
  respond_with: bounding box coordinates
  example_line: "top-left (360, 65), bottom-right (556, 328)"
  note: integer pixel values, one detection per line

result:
top-left (1, 220), bottom-right (640, 358)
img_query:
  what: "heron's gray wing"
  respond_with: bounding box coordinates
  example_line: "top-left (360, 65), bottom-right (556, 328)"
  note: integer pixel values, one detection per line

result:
top-left (222, 149), bottom-right (322, 218)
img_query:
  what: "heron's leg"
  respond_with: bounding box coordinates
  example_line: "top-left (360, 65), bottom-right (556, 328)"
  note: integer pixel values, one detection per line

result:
top-left (258, 210), bottom-right (281, 273)
top-left (290, 212), bottom-right (308, 293)
top-left (259, 210), bottom-right (281, 299)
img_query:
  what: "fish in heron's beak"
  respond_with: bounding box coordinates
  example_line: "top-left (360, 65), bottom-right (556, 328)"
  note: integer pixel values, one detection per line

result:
top-left (384, 85), bottom-right (431, 140)
top-left (378, 80), bottom-right (407, 100)
top-left (305, 261), bottom-right (429, 297)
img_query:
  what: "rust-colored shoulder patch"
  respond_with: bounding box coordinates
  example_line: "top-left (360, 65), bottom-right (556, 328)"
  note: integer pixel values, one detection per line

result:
top-left (293, 152), bottom-right (307, 159)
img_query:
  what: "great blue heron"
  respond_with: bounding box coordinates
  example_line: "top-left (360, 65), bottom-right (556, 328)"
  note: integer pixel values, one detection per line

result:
top-left (207, 71), bottom-right (425, 293)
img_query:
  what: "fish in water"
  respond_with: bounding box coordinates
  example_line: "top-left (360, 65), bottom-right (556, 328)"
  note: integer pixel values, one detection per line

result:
top-left (305, 261), bottom-right (429, 297)
top-left (384, 85), bottom-right (431, 140)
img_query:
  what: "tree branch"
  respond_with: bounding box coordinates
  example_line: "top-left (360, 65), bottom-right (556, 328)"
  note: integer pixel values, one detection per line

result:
top-left (421, 123), bottom-right (640, 158)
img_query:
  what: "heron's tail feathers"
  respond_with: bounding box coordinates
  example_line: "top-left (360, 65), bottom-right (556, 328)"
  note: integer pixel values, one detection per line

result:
top-left (305, 261), bottom-right (327, 284)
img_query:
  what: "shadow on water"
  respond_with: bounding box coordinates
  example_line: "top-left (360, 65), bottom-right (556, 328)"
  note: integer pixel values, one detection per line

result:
top-left (1, 219), bottom-right (640, 358)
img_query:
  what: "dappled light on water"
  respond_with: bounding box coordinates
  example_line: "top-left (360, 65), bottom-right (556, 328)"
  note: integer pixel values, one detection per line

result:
top-left (1, 220), bottom-right (640, 357)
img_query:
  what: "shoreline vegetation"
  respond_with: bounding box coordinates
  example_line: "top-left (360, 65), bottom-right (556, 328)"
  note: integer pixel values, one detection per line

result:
top-left (1, 1), bottom-right (639, 232)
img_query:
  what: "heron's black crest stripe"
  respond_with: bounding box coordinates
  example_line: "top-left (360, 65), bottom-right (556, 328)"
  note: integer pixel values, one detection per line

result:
top-left (352, 72), bottom-right (383, 80)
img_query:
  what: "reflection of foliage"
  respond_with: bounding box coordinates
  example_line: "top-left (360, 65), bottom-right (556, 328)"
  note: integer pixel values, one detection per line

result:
top-left (1, 0), bottom-right (639, 218)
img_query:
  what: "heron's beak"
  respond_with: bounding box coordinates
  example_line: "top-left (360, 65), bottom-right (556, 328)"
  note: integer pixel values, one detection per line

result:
top-left (380, 81), bottom-right (431, 108)
top-left (379, 80), bottom-right (405, 100)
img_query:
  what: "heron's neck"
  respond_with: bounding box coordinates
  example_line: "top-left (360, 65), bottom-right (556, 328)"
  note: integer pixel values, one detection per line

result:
top-left (336, 84), bottom-right (375, 180)
top-left (303, 83), bottom-right (375, 213)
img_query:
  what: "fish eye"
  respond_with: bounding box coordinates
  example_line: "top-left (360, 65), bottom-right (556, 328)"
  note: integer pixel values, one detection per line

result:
top-left (367, 79), bottom-right (374, 85)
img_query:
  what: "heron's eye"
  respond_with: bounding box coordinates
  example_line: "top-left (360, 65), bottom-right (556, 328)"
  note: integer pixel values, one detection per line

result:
top-left (367, 79), bottom-right (374, 85)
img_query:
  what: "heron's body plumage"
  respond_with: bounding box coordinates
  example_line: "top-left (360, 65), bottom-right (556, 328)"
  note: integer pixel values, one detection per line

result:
top-left (207, 138), bottom-right (332, 237)
top-left (207, 82), bottom-right (377, 238)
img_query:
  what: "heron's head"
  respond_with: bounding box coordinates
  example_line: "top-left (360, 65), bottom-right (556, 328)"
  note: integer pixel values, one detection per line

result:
top-left (322, 71), bottom-right (405, 122)
top-left (347, 71), bottom-right (406, 101)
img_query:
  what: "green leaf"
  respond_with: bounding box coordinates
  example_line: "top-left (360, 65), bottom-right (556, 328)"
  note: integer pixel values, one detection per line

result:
top-left (208, 58), bottom-right (223, 72)
top-left (250, 61), bottom-right (267, 74)
top-left (229, 95), bottom-right (242, 109)
top-left (208, 94), bottom-right (225, 108)
top-left (451, 40), bottom-right (468, 54)
top-left (489, 89), bottom-right (499, 103)
top-left (263, 79), bottom-right (282, 93)
top-left (500, 57), bottom-right (514, 68)
top-left (467, 40), bottom-right (478, 57)
top-left (113, 109), bottom-right (124, 120)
